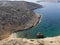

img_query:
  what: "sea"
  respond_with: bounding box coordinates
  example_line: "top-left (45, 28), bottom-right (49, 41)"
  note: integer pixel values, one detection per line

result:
top-left (17, 2), bottom-right (60, 39)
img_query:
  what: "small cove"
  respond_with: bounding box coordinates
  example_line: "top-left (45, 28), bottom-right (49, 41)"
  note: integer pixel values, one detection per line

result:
top-left (17, 2), bottom-right (60, 39)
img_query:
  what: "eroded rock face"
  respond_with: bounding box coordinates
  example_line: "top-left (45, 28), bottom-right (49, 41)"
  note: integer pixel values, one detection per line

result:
top-left (0, 1), bottom-right (41, 40)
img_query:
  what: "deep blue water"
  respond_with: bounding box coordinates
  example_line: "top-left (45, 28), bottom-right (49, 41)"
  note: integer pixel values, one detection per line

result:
top-left (17, 2), bottom-right (60, 39)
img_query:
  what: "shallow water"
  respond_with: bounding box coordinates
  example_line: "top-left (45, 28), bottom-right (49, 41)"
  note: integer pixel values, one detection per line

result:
top-left (17, 2), bottom-right (60, 39)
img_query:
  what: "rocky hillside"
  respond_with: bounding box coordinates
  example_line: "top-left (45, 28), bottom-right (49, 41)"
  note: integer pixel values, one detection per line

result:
top-left (0, 1), bottom-right (41, 40)
top-left (0, 1), bottom-right (42, 10)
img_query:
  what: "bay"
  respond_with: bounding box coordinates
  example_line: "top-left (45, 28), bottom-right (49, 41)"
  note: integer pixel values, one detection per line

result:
top-left (17, 2), bottom-right (60, 39)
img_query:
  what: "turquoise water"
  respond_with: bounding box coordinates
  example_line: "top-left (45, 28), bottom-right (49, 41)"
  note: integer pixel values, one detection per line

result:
top-left (17, 2), bottom-right (60, 39)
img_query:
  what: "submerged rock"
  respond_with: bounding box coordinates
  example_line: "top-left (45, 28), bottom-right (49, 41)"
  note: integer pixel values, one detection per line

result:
top-left (36, 32), bottom-right (45, 38)
top-left (0, 1), bottom-right (42, 40)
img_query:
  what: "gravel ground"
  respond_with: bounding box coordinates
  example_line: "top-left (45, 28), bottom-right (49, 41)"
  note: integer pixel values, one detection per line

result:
top-left (0, 35), bottom-right (60, 45)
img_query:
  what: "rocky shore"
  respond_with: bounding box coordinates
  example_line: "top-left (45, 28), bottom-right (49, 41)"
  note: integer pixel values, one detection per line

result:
top-left (0, 35), bottom-right (60, 45)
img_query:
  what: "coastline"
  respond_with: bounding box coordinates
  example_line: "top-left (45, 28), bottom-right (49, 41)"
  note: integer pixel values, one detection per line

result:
top-left (15, 13), bottom-right (41, 32)
top-left (0, 35), bottom-right (60, 45)
top-left (0, 1), bottom-right (43, 40)
top-left (0, 1), bottom-right (60, 45)
top-left (15, 13), bottom-right (42, 38)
